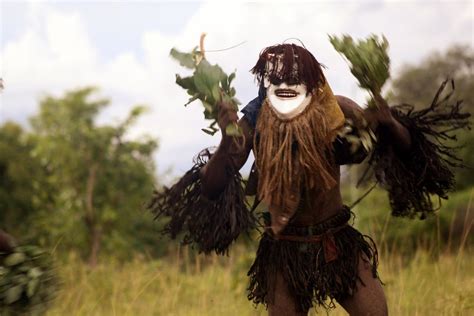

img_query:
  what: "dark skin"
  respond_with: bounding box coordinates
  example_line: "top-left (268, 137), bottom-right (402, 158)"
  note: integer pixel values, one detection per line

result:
top-left (200, 91), bottom-right (410, 315)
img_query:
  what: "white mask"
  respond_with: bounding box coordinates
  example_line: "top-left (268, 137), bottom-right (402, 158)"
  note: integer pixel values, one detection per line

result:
top-left (264, 56), bottom-right (312, 120)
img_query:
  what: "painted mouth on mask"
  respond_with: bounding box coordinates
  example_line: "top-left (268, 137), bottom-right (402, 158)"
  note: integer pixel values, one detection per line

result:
top-left (275, 89), bottom-right (299, 98)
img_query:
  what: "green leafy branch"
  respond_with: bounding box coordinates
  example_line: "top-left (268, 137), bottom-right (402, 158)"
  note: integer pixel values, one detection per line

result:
top-left (170, 42), bottom-right (242, 136)
top-left (0, 245), bottom-right (58, 314)
top-left (329, 34), bottom-right (390, 108)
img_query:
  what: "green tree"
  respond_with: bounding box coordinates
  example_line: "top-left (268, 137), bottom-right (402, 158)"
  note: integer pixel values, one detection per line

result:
top-left (0, 122), bottom-right (52, 238)
top-left (30, 87), bottom-right (158, 266)
top-left (391, 45), bottom-right (473, 110)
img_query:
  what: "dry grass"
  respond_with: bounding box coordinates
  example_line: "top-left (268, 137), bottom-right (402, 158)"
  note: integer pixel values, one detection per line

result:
top-left (47, 189), bottom-right (474, 315)
top-left (46, 246), bottom-right (473, 316)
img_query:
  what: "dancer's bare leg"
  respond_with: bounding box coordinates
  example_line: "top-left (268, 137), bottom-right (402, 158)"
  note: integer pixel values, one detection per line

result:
top-left (338, 257), bottom-right (388, 316)
top-left (267, 256), bottom-right (387, 316)
top-left (268, 273), bottom-right (309, 316)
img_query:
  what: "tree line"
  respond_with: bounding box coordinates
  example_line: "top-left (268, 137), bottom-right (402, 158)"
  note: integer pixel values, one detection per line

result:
top-left (1, 87), bottom-right (160, 266)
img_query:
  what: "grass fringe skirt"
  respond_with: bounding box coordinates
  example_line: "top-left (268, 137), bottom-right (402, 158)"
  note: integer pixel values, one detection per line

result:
top-left (247, 208), bottom-right (378, 312)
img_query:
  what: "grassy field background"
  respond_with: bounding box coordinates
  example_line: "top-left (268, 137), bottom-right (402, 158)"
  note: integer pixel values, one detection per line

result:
top-left (46, 246), bottom-right (473, 316)
top-left (46, 187), bottom-right (474, 315)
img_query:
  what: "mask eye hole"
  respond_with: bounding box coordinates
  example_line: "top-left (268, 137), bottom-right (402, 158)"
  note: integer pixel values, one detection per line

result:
top-left (267, 76), bottom-right (299, 86)
top-left (268, 76), bottom-right (284, 86)
top-left (287, 77), bottom-right (300, 86)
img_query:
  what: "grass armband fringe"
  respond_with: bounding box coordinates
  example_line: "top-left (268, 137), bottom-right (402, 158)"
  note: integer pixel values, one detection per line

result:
top-left (147, 148), bottom-right (255, 255)
top-left (369, 79), bottom-right (471, 219)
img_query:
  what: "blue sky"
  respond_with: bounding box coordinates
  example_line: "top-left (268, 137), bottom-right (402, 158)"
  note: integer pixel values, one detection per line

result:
top-left (1, 0), bottom-right (473, 183)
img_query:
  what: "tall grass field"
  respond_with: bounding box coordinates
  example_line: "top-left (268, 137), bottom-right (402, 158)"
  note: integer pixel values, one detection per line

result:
top-left (45, 247), bottom-right (473, 316)
top-left (46, 188), bottom-right (473, 315)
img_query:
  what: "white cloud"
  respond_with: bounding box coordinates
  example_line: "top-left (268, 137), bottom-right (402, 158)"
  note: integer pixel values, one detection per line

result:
top-left (1, 1), bottom-right (472, 183)
top-left (1, 3), bottom-right (98, 112)
top-left (44, 9), bottom-right (95, 66)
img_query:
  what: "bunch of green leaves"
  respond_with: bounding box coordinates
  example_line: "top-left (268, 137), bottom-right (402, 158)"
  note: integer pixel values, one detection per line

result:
top-left (329, 34), bottom-right (390, 108)
top-left (0, 245), bottom-right (58, 315)
top-left (170, 47), bottom-right (241, 136)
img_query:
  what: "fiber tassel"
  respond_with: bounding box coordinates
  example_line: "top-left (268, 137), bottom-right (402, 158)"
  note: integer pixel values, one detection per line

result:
top-left (369, 79), bottom-right (471, 218)
top-left (147, 149), bottom-right (256, 255)
top-left (247, 213), bottom-right (378, 312)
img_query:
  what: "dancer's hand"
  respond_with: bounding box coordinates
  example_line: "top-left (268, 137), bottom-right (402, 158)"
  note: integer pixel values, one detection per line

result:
top-left (216, 100), bottom-right (239, 137)
top-left (364, 93), bottom-right (396, 129)
top-left (364, 92), bottom-right (412, 152)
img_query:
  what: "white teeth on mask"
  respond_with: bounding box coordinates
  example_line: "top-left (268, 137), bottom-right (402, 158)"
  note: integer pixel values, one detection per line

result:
top-left (275, 89), bottom-right (298, 98)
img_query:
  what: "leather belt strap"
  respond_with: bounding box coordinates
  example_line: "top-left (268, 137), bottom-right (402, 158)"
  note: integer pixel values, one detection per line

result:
top-left (267, 224), bottom-right (348, 263)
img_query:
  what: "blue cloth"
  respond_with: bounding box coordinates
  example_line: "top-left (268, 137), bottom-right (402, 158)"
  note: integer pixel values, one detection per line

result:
top-left (241, 85), bottom-right (266, 129)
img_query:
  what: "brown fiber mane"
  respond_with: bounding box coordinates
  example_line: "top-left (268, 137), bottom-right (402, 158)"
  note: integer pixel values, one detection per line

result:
top-left (254, 95), bottom-right (337, 211)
